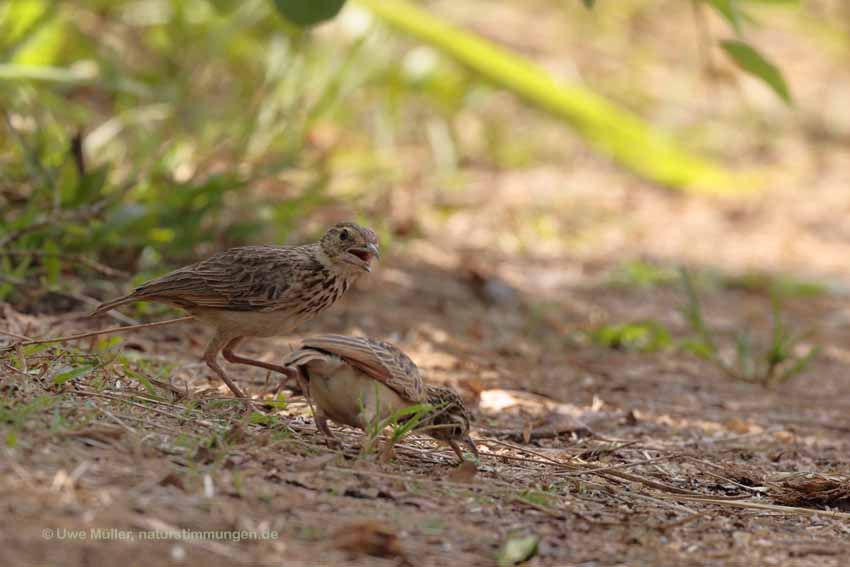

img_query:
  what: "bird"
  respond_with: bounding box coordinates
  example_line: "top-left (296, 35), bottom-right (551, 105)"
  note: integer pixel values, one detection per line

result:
top-left (90, 222), bottom-right (380, 398)
top-left (282, 334), bottom-right (477, 463)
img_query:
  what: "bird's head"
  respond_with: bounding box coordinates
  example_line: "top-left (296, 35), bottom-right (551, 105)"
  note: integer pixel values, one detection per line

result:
top-left (422, 385), bottom-right (478, 457)
top-left (320, 222), bottom-right (380, 273)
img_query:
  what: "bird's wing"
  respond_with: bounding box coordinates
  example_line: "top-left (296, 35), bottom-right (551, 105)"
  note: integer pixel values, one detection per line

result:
top-left (299, 335), bottom-right (427, 403)
top-left (281, 346), bottom-right (334, 369)
top-left (130, 245), bottom-right (318, 311)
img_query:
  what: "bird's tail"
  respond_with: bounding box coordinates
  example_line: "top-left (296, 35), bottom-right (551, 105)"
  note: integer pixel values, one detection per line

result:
top-left (88, 293), bottom-right (139, 318)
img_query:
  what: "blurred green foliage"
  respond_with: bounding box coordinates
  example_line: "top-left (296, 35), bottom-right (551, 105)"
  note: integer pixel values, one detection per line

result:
top-left (0, 0), bottom-right (434, 300)
top-left (357, 0), bottom-right (753, 193)
top-left (704, 0), bottom-right (797, 103)
top-left (2, 1), bottom-right (323, 274)
top-left (719, 39), bottom-right (791, 103)
top-left (608, 260), bottom-right (679, 289)
top-left (723, 271), bottom-right (828, 297)
top-left (589, 267), bottom-right (820, 387)
top-left (679, 268), bottom-right (819, 387)
top-left (589, 321), bottom-right (673, 353)
top-left (608, 260), bottom-right (829, 298)
top-left (0, 0), bottom-right (817, 309)
top-left (271, 0), bottom-right (346, 26)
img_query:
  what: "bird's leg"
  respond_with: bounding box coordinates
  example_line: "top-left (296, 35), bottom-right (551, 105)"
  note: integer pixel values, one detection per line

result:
top-left (290, 367), bottom-right (342, 453)
top-left (287, 367), bottom-right (314, 415)
top-left (315, 409), bottom-right (343, 451)
top-left (204, 333), bottom-right (246, 398)
top-left (222, 337), bottom-right (302, 391)
top-left (448, 439), bottom-right (466, 464)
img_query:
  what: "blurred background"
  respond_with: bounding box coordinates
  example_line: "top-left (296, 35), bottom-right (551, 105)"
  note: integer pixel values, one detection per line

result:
top-left (4, 0), bottom-right (850, 382)
top-left (4, 0), bottom-right (850, 288)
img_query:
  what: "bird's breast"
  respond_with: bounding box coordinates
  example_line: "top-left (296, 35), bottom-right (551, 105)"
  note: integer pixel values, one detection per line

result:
top-left (192, 308), bottom-right (300, 337)
top-left (285, 274), bottom-right (351, 318)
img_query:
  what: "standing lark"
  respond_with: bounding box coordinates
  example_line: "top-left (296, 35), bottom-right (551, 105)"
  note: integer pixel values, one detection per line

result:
top-left (91, 222), bottom-right (379, 398)
top-left (282, 334), bottom-right (477, 462)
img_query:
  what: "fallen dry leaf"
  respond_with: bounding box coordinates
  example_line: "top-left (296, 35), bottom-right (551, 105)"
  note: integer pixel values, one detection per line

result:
top-left (158, 471), bottom-right (185, 491)
top-left (498, 533), bottom-right (539, 566)
top-left (774, 430), bottom-right (796, 444)
top-left (773, 474), bottom-right (850, 509)
top-left (447, 460), bottom-right (478, 483)
top-left (333, 521), bottom-right (404, 559)
top-left (723, 418), bottom-right (762, 434)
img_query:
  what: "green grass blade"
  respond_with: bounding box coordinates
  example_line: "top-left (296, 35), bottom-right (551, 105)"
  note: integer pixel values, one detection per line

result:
top-left (773, 346), bottom-right (819, 386)
top-left (0, 62), bottom-right (93, 83)
top-left (678, 268), bottom-right (717, 355)
top-left (51, 365), bottom-right (93, 386)
top-left (122, 367), bottom-right (164, 400)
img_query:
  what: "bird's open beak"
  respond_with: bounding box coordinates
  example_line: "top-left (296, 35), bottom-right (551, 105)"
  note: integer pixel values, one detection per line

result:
top-left (348, 243), bottom-right (380, 272)
top-left (367, 242), bottom-right (380, 260)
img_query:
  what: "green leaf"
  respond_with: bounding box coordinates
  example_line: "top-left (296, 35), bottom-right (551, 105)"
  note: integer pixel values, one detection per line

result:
top-left (720, 39), bottom-right (792, 104)
top-left (590, 321), bottom-right (672, 353)
top-left (249, 412), bottom-right (277, 426)
top-left (497, 534), bottom-right (539, 567)
top-left (23, 343), bottom-right (51, 356)
top-left (270, 0), bottom-right (347, 27)
top-left (678, 338), bottom-right (715, 359)
top-left (95, 336), bottom-right (123, 352)
top-left (582, 0), bottom-right (595, 9)
top-left (52, 365), bottom-right (93, 385)
top-left (705, 0), bottom-right (742, 34)
top-left (264, 392), bottom-right (288, 410)
top-left (122, 367), bottom-right (161, 399)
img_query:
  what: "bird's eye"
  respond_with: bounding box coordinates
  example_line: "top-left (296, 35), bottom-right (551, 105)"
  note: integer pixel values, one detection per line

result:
top-left (339, 229), bottom-right (349, 241)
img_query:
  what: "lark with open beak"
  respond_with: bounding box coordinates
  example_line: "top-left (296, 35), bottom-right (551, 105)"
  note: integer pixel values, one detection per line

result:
top-left (91, 223), bottom-right (379, 398)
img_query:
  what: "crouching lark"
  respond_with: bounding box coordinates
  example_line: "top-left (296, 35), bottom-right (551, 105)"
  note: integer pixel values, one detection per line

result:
top-left (91, 222), bottom-right (379, 398)
top-left (282, 334), bottom-right (477, 462)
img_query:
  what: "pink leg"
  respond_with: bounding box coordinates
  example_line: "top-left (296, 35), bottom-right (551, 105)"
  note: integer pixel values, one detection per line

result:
top-left (222, 337), bottom-right (301, 391)
top-left (203, 332), bottom-right (246, 398)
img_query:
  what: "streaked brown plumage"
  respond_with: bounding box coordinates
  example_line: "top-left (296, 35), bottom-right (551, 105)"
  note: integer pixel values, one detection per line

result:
top-left (91, 222), bottom-right (379, 398)
top-left (283, 335), bottom-right (477, 462)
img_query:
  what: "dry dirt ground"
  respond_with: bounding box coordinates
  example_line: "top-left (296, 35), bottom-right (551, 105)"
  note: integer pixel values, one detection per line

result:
top-left (4, 222), bottom-right (850, 567)
top-left (5, 4), bottom-right (850, 567)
